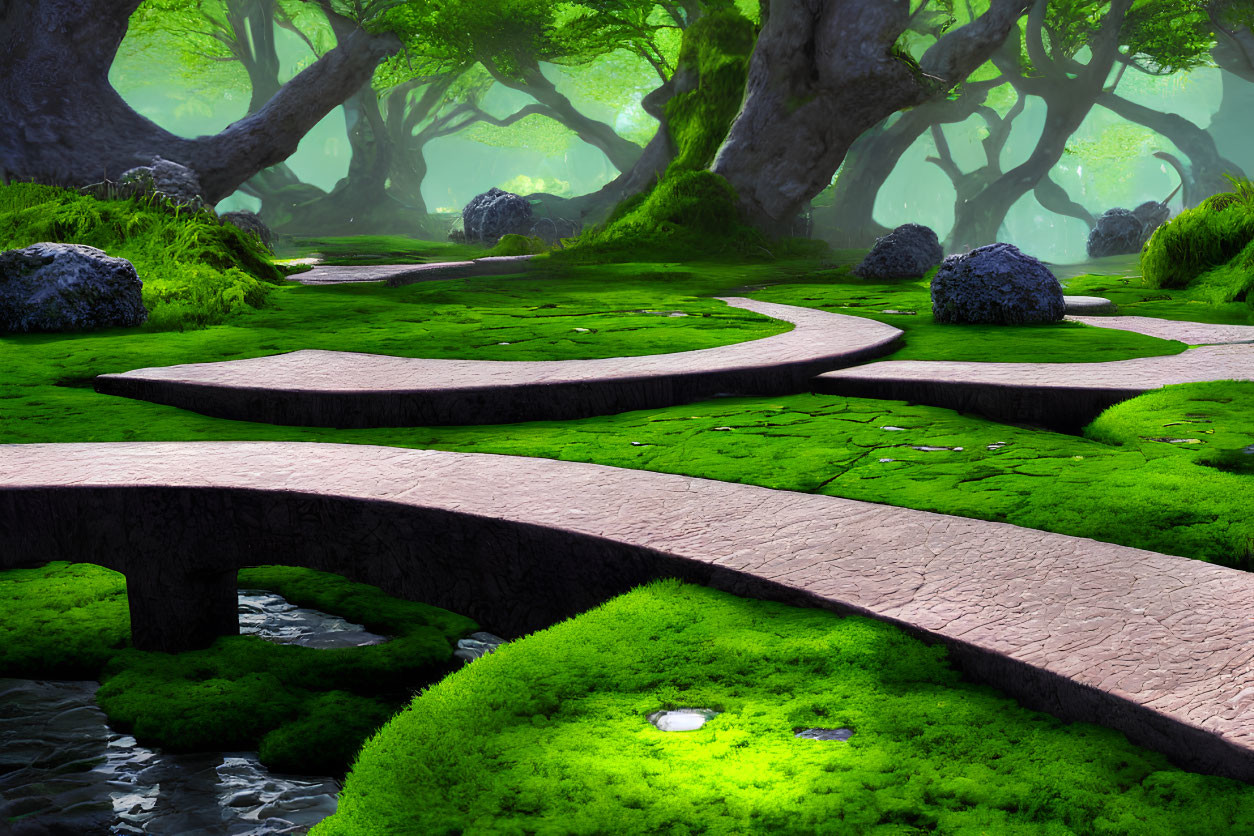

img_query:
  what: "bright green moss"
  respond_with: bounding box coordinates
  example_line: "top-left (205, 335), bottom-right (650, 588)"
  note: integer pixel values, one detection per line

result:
top-left (316, 581), bottom-right (1254, 836)
top-left (0, 562), bottom-right (476, 775)
top-left (1141, 195), bottom-right (1254, 291)
top-left (487, 233), bottom-right (548, 257)
top-left (1086, 381), bottom-right (1254, 475)
top-left (0, 184), bottom-right (283, 331)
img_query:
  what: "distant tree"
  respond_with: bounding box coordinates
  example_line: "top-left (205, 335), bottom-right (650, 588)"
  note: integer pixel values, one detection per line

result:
top-left (709, 0), bottom-right (1034, 236)
top-left (0, 0), bottom-right (400, 201)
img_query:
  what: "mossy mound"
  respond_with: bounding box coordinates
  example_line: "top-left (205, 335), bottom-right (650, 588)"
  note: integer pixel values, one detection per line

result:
top-left (1086, 381), bottom-right (1254, 477)
top-left (0, 562), bottom-right (476, 775)
top-left (568, 170), bottom-right (767, 262)
top-left (487, 233), bottom-right (548, 257)
top-left (0, 183), bottom-right (283, 330)
top-left (318, 581), bottom-right (1254, 835)
top-left (1141, 185), bottom-right (1254, 304)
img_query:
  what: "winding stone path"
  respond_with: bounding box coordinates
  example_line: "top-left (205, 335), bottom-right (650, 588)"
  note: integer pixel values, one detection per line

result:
top-left (2, 441), bottom-right (1253, 781)
top-left (94, 299), bottom-right (902, 427)
top-left (290, 255), bottom-right (536, 286)
top-left (815, 316), bottom-right (1254, 431)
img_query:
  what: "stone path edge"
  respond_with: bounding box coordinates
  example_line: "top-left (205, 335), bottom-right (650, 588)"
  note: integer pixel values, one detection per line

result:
top-left (94, 299), bottom-right (903, 428)
top-left (3, 441), bottom-right (1253, 783)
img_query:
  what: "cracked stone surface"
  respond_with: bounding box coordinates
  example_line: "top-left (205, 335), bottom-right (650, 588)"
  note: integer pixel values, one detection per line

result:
top-left (1067, 315), bottom-right (1254, 346)
top-left (289, 256), bottom-right (536, 286)
top-left (94, 299), bottom-right (902, 427)
top-left (2, 442), bottom-right (1254, 779)
top-left (816, 316), bottom-right (1254, 431)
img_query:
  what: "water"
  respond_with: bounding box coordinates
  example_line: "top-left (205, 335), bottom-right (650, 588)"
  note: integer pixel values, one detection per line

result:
top-left (0, 590), bottom-right (392, 835)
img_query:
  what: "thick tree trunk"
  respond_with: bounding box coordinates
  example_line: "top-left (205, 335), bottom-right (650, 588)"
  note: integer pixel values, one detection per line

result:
top-left (0, 0), bottom-right (398, 202)
top-left (712, 0), bottom-right (1031, 236)
top-left (1097, 90), bottom-right (1244, 207)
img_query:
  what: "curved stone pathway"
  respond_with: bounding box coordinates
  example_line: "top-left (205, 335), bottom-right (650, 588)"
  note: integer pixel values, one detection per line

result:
top-left (290, 255), bottom-right (536, 286)
top-left (94, 299), bottom-right (902, 427)
top-left (2, 441), bottom-right (1253, 781)
top-left (816, 315), bottom-right (1254, 430)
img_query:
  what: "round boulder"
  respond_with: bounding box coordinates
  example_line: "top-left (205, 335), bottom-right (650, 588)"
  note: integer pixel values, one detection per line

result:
top-left (118, 158), bottom-right (206, 209)
top-left (931, 243), bottom-right (1064, 325)
top-left (853, 223), bottom-right (945, 279)
top-left (1086, 208), bottom-right (1144, 258)
top-left (462, 188), bottom-right (534, 245)
top-left (0, 243), bottom-right (148, 333)
top-left (220, 210), bottom-right (274, 251)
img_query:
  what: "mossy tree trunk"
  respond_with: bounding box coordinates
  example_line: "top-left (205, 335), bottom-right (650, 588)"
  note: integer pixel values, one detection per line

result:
top-left (710, 0), bottom-right (1032, 237)
top-left (0, 0), bottom-right (398, 202)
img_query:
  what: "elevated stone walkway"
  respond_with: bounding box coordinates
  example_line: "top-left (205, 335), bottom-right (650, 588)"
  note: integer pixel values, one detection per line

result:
top-left (816, 316), bottom-right (1254, 430)
top-left (2, 442), bottom-right (1252, 781)
top-left (94, 299), bottom-right (902, 427)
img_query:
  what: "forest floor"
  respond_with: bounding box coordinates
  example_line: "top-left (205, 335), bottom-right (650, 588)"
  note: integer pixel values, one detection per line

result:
top-left (4, 238), bottom-right (1254, 834)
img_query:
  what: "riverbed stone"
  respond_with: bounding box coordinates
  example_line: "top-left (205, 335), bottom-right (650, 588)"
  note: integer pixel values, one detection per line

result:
top-left (854, 223), bottom-right (945, 279)
top-left (931, 242), bottom-right (1064, 325)
top-left (0, 243), bottom-right (147, 333)
top-left (462, 188), bottom-right (534, 245)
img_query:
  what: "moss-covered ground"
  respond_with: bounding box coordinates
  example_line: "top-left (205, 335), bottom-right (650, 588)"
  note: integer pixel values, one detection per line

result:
top-left (0, 561), bottom-right (475, 775)
top-left (315, 580), bottom-right (1254, 836)
top-left (0, 184), bottom-right (283, 330)
top-left (278, 234), bottom-right (489, 266)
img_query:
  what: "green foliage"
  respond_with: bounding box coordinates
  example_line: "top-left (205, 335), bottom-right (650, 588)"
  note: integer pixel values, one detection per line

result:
top-left (316, 581), bottom-right (1254, 835)
top-left (0, 562), bottom-right (475, 775)
top-left (487, 234), bottom-right (549, 256)
top-left (1141, 191), bottom-right (1254, 291)
top-left (0, 184), bottom-right (282, 330)
top-left (282, 234), bottom-right (488, 265)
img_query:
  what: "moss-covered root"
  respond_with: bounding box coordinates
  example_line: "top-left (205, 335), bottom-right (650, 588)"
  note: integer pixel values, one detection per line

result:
top-left (318, 581), bottom-right (1254, 836)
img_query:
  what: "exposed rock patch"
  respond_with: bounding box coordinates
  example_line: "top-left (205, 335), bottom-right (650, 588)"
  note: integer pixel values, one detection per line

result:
top-left (117, 158), bottom-right (207, 210)
top-left (0, 243), bottom-right (147, 333)
top-left (931, 243), bottom-right (1064, 325)
top-left (1087, 201), bottom-right (1171, 258)
top-left (462, 188), bottom-right (535, 245)
top-left (854, 223), bottom-right (945, 279)
top-left (220, 210), bottom-right (274, 251)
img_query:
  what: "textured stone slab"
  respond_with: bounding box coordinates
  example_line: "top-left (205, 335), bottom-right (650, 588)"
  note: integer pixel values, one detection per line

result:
top-left (1063, 295), bottom-right (1117, 315)
top-left (815, 317), bottom-right (1254, 431)
top-left (290, 255), bottom-right (536, 286)
top-left (1068, 315), bottom-right (1254, 345)
top-left (95, 299), bottom-right (902, 427)
top-left (2, 441), bottom-right (1254, 780)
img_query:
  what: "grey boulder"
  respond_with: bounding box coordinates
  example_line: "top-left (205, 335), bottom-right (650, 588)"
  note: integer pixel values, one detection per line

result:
top-left (854, 223), bottom-right (945, 279)
top-left (0, 243), bottom-right (148, 333)
top-left (220, 210), bottom-right (274, 250)
top-left (931, 243), bottom-right (1064, 325)
top-left (1086, 201), bottom-right (1171, 258)
top-left (118, 158), bottom-right (206, 209)
top-left (462, 188), bottom-right (534, 245)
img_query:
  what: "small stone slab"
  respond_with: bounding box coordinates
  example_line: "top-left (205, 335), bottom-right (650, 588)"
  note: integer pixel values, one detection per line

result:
top-left (1063, 295), bottom-right (1118, 316)
top-left (290, 255), bottom-right (537, 287)
top-left (795, 727), bottom-right (854, 741)
top-left (5, 442), bottom-right (1254, 780)
top-left (94, 299), bottom-right (903, 428)
top-left (648, 709), bottom-right (718, 732)
top-left (815, 316), bottom-right (1254, 431)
